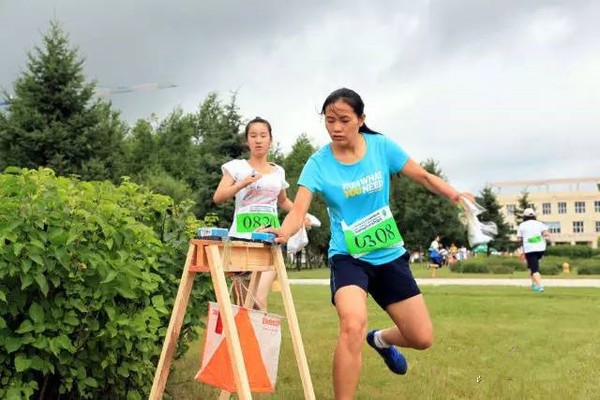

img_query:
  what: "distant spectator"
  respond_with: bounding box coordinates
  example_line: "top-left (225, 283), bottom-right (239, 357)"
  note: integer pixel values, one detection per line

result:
top-left (449, 243), bottom-right (458, 256)
top-left (439, 246), bottom-right (450, 266)
top-left (429, 235), bottom-right (442, 268)
top-left (429, 235), bottom-right (440, 252)
top-left (410, 251), bottom-right (421, 263)
top-left (448, 243), bottom-right (458, 263)
top-left (458, 246), bottom-right (468, 261)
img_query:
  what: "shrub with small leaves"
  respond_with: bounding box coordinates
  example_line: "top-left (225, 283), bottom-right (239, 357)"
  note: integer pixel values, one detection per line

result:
top-left (0, 168), bottom-right (211, 399)
top-left (577, 265), bottom-right (600, 275)
top-left (538, 262), bottom-right (561, 276)
top-left (499, 257), bottom-right (527, 271)
top-left (457, 260), bottom-right (489, 273)
top-left (487, 264), bottom-right (514, 274)
top-left (573, 258), bottom-right (600, 275)
top-left (545, 245), bottom-right (595, 259)
top-left (449, 262), bottom-right (463, 273)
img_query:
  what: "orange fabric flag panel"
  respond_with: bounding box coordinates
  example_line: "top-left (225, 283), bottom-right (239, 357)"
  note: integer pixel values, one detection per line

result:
top-left (195, 302), bottom-right (282, 393)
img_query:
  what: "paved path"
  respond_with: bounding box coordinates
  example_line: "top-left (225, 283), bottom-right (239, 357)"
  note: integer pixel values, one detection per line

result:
top-left (288, 278), bottom-right (600, 288)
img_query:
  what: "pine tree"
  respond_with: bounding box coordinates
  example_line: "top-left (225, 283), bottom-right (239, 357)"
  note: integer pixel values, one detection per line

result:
top-left (0, 21), bottom-right (126, 181)
top-left (123, 118), bottom-right (159, 176)
top-left (515, 190), bottom-right (531, 225)
top-left (476, 186), bottom-right (512, 251)
top-left (267, 141), bottom-right (285, 165)
top-left (122, 115), bottom-right (199, 206)
top-left (193, 93), bottom-right (246, 223)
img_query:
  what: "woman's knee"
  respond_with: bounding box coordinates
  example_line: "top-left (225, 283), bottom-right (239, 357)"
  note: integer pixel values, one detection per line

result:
top-left (410, 330), bottom-right (434, 350)
top-left (338, 315), bottom-right (367, 349)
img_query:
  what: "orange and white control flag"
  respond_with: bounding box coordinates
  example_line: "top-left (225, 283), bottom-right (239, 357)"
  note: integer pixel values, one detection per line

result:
top-left (195, 302), bottom-right (282, 393)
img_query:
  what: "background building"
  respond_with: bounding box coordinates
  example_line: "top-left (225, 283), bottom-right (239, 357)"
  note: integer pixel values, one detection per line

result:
top-left (490, 177), bottom-right (600, 249)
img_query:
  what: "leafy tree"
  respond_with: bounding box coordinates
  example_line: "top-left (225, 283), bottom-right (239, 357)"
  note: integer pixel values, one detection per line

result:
top-left (154, 108), bottom-right (197, 181)
top-left (0, 21), bottom-right (126, 181)
top-left (282, 134), bottom-right (330, 264)
top-left (389, 173), bottom-right (406, 230)
top-left (123, 93), bottom-right (246, 224)
top-left (393, 159), bottom-right (466, 251)
top-left (142, 168), bottom-right (195, 204)
top-left (282, 134), bottom-right (314, 200)
top-left (476, 186), bottom-right (512, 251)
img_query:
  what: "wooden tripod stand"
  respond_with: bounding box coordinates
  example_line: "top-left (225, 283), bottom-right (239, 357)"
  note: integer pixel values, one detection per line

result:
top-left (149, 239), bottom-right (315, 399)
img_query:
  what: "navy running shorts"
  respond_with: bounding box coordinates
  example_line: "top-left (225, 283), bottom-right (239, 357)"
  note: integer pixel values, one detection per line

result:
top-left (525, 251), bottom-right (545, 274)
top-left (328, 251), bottom-right (421, 309)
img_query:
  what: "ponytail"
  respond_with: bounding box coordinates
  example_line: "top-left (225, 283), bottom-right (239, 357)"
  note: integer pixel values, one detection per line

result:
top-left (359, 123), bottom-right (382, 135)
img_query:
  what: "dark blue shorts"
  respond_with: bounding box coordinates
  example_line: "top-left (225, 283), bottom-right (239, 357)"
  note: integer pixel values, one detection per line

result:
top-left (525, 251), bottom-right (545, 274)
top-left (328, 252), bottom-right (421, 309)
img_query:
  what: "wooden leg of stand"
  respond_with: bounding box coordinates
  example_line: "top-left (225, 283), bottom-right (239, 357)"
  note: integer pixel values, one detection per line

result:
top-left (245, 271), bottom-right (262, 309)
top-left (149, 245), bottom-right (197, 400)
top-left (273, 247), bottom-right (315, 400)
top-left (218, 391), bottom-right (231, 400)
top-left (206, 245), bottom-right (252, 400)
top-left (218, 271), bottom-right (263, 399)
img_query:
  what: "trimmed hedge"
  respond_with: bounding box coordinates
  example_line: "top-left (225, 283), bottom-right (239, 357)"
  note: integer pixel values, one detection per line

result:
top-left (573, 258), bottom-right (600, 275)
top-left (488, 264), bottom-right (515, 274)
top-left (452, 259), bottom-right (491, 274)
top-left (545, 245), bottom-right (598, 259)
top-left (539, 263), bottom-right (561, 275)
top-left (577, 265), bottom-right (600, 275)
top-left (454, 256), bottom-right (528, 274)
top-left (453, 254), bottom-right (600, 276)
top-left (449, 262), bottom-right (463, 273)
top-left (498, 257), bottom-right (527, 271)
top-left (0, 168), bottom-right (211, 399)
top-left (459, 261), bottom-right (490, 274)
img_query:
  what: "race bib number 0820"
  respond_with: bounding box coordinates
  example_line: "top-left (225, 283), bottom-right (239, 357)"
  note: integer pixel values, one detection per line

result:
top-left (235, 205), bottom-right (280, 233)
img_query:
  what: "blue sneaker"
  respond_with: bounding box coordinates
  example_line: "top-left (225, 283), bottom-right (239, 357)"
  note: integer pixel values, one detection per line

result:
top-left (366, 330), bottom-right (408, 375)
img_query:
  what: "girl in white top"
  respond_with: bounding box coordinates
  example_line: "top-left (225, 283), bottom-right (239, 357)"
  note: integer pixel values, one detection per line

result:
top-left (213, 117), bottom-right (298, 310)
top-left (516, 208), bottom-right (549, 293)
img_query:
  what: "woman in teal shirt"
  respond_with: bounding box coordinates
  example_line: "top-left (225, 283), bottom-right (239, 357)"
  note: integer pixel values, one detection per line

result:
top-left (265, 88), bottom-right (471, 399)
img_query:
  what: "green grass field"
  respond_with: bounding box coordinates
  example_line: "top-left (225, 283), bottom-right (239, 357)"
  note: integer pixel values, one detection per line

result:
top-left (285, 264), bottom-right (600, 280)
top-left (166, 285), bottom-right (600, 399)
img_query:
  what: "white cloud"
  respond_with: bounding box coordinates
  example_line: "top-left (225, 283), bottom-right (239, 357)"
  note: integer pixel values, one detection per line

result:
top-left (524, 7), bottom-right (575, 47)
top-left (1, 0), bottom-right (599, 194)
